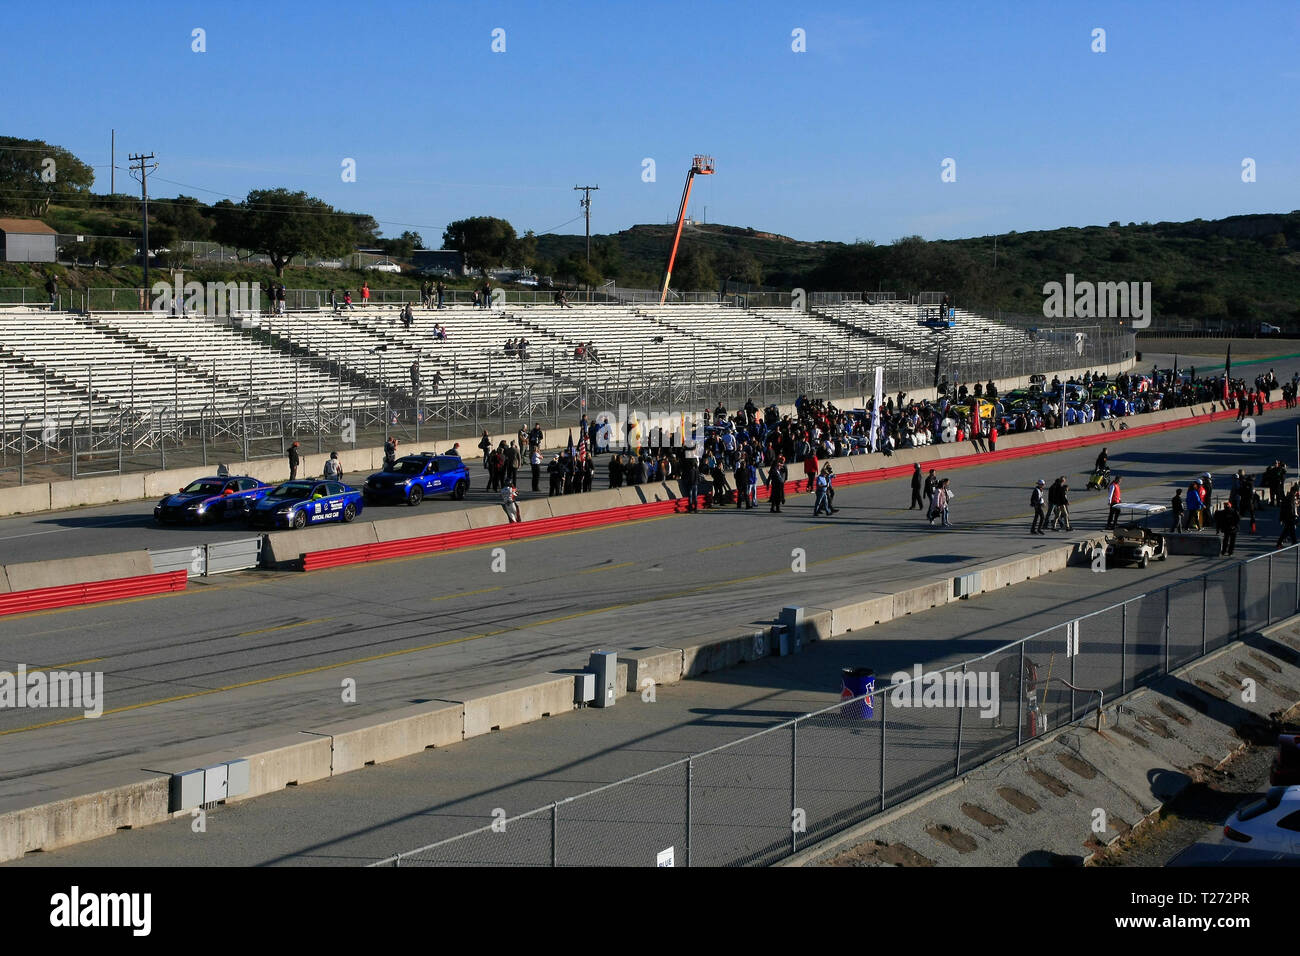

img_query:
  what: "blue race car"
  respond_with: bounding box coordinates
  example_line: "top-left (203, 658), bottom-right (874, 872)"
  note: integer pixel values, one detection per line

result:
top-left (363, 453), bottom-right (470, 506)
top-left (247, 479), bottom-right (363, 529)
top-left (154, 475), bottom-right (272, 524)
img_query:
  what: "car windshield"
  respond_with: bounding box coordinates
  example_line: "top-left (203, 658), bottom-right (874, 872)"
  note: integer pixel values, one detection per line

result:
top-left (182, 481), bottom-right (225, 495)
top-left (392, 459), bottom-right (428, 475)
top-left (267, 481), bottom-right (314, 499)
top-left (1235, 787), bottom-right (1285, 821)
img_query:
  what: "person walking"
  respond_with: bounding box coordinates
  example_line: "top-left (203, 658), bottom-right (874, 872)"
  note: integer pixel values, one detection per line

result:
top-left (909, 463), bottom-right (924, 510)
top-left (768, 457), bottom-right (788, 513)
top-left (1215, 501), bottom-right (1239, 556)
top-left (1030, 479), bottom-right (1048, 535)
top-left (288, 440), bottom-right (301, 480)
top-left (1170, 488), bottom-right (1185, 533)
top-left (923, 469), bottom-right (938, 510)
top-left (1105, 476), bottom-right (1123, 529)
top-left (813, 465), bottom-right (832, 516)
top-left (937, 479), bottom-right (953, 527)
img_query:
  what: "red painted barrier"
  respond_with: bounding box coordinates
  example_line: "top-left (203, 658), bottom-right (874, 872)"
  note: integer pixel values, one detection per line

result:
top-left (0, 570), bottom-right (188, 618)
top-left (300, 400), bottom-right (1283, 572)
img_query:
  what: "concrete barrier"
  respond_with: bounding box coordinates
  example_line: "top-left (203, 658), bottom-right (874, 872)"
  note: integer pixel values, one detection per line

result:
top-left (238, 732), bottom-right (336, 797)
top-left (441, 674), bottom-right (575, 738)
top-left (314, 702), bottom-right (465, 774)
top-left (548, 488), bottom-right (623, 517)
top-left (621, 646), bottom-right (685, 691)
top-left (820, 592), bottom-right (897, 633)
top-left (0, 775), bottom-right (169, 862)
top-left (0, 482), bottom-right (52, 517)
top-left (670, 629), bottom-right (760, 677)
top-left (49, 473), bottom-right (146, 510)
top-left (516, 498), bottom-right (555, 522)
top-left (465, 504), bottom-right (509, 530)
top-left (262, 522), bottom-right (381, 566)
top-left (2, 550), bottom-right (154, 592)
top-left (371, 510), bottom-right (473, 542)
top-left (891, 579), bottom-right (950, 616)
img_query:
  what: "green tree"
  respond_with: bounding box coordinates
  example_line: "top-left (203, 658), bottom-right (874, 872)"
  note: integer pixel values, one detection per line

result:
top-left (152, 195), bottom-right (213, 241)
top-left (91, 236), bottom-right (131, 268)
top-left (0, 136), bottom-right (95, 217)
top-left (442, 216), bottom-right (519, 273)
top-left (210, 188), bottom-right (355, 277)
top-left (671, 246), bottom-right (715, 291)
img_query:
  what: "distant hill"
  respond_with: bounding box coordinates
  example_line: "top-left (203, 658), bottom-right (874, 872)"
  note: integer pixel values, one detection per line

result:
top-left (9, 195), bottom-right (1300, 328)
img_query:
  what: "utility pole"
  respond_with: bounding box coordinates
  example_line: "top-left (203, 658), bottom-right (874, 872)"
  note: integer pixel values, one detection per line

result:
top-left (110, 130), bottom-right (115, 194)
top-left (573, 185), bottom-right (599, 263)
top-left (129, 152), bottom-right (157, 292)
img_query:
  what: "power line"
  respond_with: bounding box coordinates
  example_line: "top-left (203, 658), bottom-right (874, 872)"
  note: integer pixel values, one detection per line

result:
top-left (128, 152), bottom-right (157, 290)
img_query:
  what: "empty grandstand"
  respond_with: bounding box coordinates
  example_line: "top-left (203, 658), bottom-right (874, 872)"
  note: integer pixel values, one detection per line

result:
top-left (0, 296), bottom-right (1133, 480)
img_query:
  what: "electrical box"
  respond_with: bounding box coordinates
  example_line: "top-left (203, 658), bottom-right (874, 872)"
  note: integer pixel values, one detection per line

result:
top-left (573, 672), bottom-right (596, 705)
top-left (588, 651), bottom-right (617, 708)
top-left (170, 769), bottom-right (204, 812)
top-left (226, 759), bottom-right (250, 798)
top-left (202, 763), bottom-right (229, 804)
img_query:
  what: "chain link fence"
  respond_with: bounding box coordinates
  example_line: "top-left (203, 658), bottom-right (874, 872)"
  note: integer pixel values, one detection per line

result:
top-left (373, 544), bottom-right (1300, 867)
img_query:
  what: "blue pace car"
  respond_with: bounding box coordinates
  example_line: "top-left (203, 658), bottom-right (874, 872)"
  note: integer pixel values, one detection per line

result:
top-left (154, 475), bottom-right (272, 524)
top-left (247, 479), bottom-right (363, 529)
top-left (363, 453), bottom-right (470, 506)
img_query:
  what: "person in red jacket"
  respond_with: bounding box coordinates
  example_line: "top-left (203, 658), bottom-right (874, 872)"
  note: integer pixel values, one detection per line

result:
top-left (803, 451), bottom-right (819, 492)
top-left (1106, 476), bottom-right (1123, 528)
top-left (988, 425), bottom-right (998, 451)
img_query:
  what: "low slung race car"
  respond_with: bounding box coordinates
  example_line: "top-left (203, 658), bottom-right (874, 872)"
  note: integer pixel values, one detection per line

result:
top-left (154, 475), bottom-right (271, 524)
top-left (247, 479), bottom-right (363, 529)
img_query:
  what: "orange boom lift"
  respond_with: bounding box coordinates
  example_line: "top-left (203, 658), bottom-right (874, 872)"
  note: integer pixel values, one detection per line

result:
top-left (659, 154), bottom-right (715, 304)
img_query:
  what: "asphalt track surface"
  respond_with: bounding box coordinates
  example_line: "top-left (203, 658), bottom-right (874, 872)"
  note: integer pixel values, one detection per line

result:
top-left (0, 345), bottom-right (1281, 567)
top-left (2, 551), bottom-right (1269, 867)
top-left (2, 402), bottom-right (1298, 806)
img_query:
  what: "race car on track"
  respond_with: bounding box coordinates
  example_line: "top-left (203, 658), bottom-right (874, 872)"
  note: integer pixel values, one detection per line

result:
top-left (247, 479), bottom-right (363, 529)
top-left (154, 475), bottom-right (272, 524)
top-left (363, 453), bottom-right (470, 506)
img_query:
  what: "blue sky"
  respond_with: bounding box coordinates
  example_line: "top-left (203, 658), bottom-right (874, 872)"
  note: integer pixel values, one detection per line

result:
top-left (6, 0), bottom-right (1298, 244)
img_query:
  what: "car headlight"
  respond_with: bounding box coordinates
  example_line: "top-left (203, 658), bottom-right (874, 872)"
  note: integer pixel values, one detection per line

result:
top-left (277, 504), bottom-right (295, 514)
top-left (195, 503), bottom-right (207, 514)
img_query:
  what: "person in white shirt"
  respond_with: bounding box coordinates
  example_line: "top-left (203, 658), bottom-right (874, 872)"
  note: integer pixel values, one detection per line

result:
top-left (323, 451), bottom-right (343, 480)
top-left (500, 481), bottom-right (521, 522)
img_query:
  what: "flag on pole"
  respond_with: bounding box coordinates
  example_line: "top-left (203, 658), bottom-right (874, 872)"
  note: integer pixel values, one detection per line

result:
top-left (933, 351), bottom-right (942, 389)
top-left (1224, 344), bottom-right (1232, 401)
top-left (970, 398), bottom-right (981, 437)
top-left (869, 365), bottom-right (883, 453)
top-left (576, 423), bottom-right (588, 460)
top-left (566, 430), bottom-right (574, 456)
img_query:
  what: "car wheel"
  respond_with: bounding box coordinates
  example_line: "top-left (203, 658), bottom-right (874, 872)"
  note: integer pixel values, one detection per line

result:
top-left (1139, 553), bottom-right (1149, 569)
top-left (408, 486), bottom-right (424, 506)
top-left (292, 511), bottom-right (307, 529)
top-left (452, 478), bottom-right (468, 500)
top-left (342, 502), bottom-right (357, 523)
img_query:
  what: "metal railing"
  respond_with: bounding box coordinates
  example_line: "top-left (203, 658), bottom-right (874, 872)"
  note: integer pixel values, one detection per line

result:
top-left (372, 543), bottom-right (1299, 867)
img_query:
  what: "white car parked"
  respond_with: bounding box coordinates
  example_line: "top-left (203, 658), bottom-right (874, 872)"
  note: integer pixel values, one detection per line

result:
top-left (367, 259), bottom-right (401, 273)
top-left (1222, 786), bottom-right (1300, 855)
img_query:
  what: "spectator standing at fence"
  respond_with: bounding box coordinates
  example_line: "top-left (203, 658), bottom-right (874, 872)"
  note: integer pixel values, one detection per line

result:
top-left (436, 281), bottom-right (445, 309)
top-left (45, 274), bottom-right (58, 308)
top-left (409, 360), bottom-right (421, 398)
top-left (361, 282), bottom-right (370, 307)
top-left (478, 430), bottom-right (491, 469)
top-left (481, 280), bottom-right (492, 309)
top-left (383, 436), bottom-right (398, 471)
top-left (288, 441), bottom-right (301, 480)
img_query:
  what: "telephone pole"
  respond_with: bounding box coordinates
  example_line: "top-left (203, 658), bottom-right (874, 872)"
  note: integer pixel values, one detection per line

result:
top-left (573, 185), bottom-right (599, 263)
top-left (129, 153), bottom-right (157, 291)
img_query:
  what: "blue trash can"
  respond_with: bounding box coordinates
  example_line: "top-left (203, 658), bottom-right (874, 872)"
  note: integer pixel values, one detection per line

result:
top-left (840, 667), bottom-right (875, 719)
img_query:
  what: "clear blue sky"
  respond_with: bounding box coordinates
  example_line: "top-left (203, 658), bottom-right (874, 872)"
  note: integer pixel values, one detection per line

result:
top-left (6, 0), bottom-right (1298, 244)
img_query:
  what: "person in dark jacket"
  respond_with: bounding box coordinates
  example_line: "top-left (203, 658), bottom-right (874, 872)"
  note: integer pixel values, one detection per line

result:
top-left (1030, 479), bottom-right (1047, 535)
top-left (1215, 501), bottom-right (1239, 556)
top-left (1277, 490), bottom-right (1298, 549)
top-left (1169, 489), bottom-right (1185, 532)
top-left (288, 441), bottom-right (301, 479)
top-left (768, 457), bottom-right (788, 513)
top-left (910, 463), bottom-right (924, 510)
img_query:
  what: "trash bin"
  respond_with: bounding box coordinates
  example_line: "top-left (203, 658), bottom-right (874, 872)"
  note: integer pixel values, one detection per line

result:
top-left (840, 667), bottom-right (875, 719)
